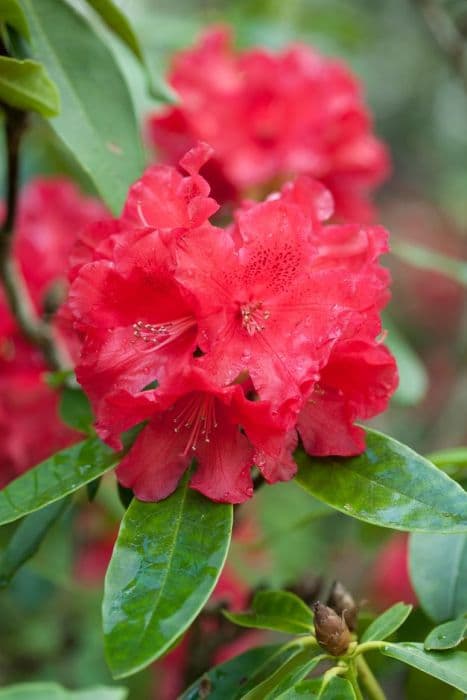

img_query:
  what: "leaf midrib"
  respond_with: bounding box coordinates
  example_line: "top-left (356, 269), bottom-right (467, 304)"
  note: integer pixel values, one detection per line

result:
top-left (22, 0), bottom-right (133, 203)
top-left (132, 484), bottom-right (189, 651)
top-left (299, 457), bottom-right (466, 529)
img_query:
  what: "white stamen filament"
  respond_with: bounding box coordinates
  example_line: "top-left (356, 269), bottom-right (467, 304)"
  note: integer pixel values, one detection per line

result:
top-left (172, 395), bottom-right (218, 455)
top-left (132, 316), bottom-right (196, 352)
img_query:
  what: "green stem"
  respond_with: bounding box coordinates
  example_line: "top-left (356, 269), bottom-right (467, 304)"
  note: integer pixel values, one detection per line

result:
top-left (0, 102), bottom-right (69, 371)
top-left (346, 661), bottom-right (364, 700)
top-left (320, 664), bottom-right (348, 693)
top-left (353, 640), bottom-right (386, 656)
top-left (356, 656), bottom-right (387, 700)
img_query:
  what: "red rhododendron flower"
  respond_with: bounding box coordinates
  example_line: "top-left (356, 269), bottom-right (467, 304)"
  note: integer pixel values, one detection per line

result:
top-left (148, 27), bottom-right (390, 221)
top-left (0, 179), bottom-right (106, 486)
top-left (102, 366), bottom-right (286, 503)
top-left (67, 145), bottom-right (397, 504)
top-left (298, 335), bottom-right (398, 456)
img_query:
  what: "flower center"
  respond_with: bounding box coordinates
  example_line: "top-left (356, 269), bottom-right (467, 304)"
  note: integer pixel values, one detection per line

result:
top-left (240, 301), bottom-right (270, 336)
top-left (132, 316), bottom-right (196, 351)
top-left (172, 394), bottom-right (218, 455)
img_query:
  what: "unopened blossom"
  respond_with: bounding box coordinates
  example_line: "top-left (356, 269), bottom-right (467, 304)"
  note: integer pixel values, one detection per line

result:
top-left (0, 179), bottom-right (106, 486)
top-left (148, 27), bottom-right (389, 221)
top-left (67, 145), bottom-right (397, 504)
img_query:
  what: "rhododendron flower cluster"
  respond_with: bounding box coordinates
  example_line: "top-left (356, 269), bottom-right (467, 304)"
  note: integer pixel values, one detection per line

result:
top-left (148, 27), bottom-right (390, 222)
top-left (0, 180), bottom-right (106, 486)
top-left (67, 142), bottom-right (397, 504)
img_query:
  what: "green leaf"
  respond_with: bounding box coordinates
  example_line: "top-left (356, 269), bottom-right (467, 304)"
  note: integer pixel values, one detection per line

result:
top-left (181, 645), bottom-right (284, 700)
top-left (0, 437), bottom-right (117, 526)
top-left (103, 476), bottom-right (233, 678)
top-left (59, 387), bottom-right (94, 435)
top-left (383, 315), bottom-right (427, 406)
top-left (391, 240), bottom-right (467, 287)
top-left (83, 0), bottom-right (174, 103)
top-left (85, 0), bottom-right (143, 60)
top-left (0, 683), bottom-right (128, 699)
top-left (361, 602), bottom-right (413, 642)
top-left (0, 497), bottom-right (70, 585)
top-left (424, 616), bottom-right (467, 651)
top-left (224, 590), bottom-right (314, 634)
top-left (319, 677), bottom-right (356, 699)
top-left (382, 643), bottom-right (467, 694)
top-left (275, 680), bottom-right (322, 699)
top-left (241, 646), bottom-right (325, 700)
top-left (0, 0), bottom-right (29, 37)
top-left (295, 429), bottom-right (467, 533)
top-left (427, 448), bottom-right (467, 478)
top-left (18, 0), bottom-right (145, 214)
top-left (409, 533), bottom-right (467, 622)
top-left (0, 55), bottom-right (59, 115)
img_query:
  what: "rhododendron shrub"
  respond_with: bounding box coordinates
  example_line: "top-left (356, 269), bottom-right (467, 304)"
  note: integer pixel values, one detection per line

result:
top-left (148, 27), bottom-right (390, 221)
top-left (1, 4), bottom-right (466, 699)
top-left (67, 143), bottom-right (398, 503)
top-left (0, 179), bottom-right (106, 486)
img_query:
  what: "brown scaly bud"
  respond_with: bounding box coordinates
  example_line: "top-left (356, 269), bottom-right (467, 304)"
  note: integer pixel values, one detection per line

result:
top-left (312, 601), bottom-right (351, 656)
top-left (327, 580), bottom-right (358, 632)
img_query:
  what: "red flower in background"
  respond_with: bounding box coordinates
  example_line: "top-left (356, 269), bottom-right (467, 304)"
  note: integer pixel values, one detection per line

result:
top-left (148, 27), bottom-right (390, 221)
top-left (370, 534), bottom-right (418, 610)
top-left (67, 144), bottom-right (397, 504)
top-left (0, 179), bottom-right (106, 486)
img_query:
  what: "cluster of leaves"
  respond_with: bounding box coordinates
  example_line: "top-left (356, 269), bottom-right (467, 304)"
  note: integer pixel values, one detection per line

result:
top-left (1, 0), bottom-right (467, 697)
top-left (185, 591), bottom-right (466, 698)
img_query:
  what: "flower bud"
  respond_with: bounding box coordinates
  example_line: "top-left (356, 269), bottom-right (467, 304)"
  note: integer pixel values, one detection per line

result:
top-left (312, 601), bottom-right (351, 656)
top-left (327, 580), bottom-right (358, 631)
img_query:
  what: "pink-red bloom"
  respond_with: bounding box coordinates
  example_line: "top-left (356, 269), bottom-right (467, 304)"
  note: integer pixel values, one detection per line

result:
top-left (67, 145), bottom-right (397, 504)
top-left (148, 27), bottom-right (389, 221)
top-left (369, 534), bottom-right (418, 610)
top-left (0, 179), bottom-right (106, 486)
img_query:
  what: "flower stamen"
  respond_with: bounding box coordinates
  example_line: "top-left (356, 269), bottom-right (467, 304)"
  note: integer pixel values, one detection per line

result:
top-left (172, 395), bottom-right (218, 455)
top-left (133, 316), bottom-right (196, 352)
top-left (240, 302), bottom-right (270, 336)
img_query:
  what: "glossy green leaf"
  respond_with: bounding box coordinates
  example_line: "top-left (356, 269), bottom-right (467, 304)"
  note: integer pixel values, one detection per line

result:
top-left (18, 0), bottom-right (144, 214)
top-left (275, 680), bottom-right (322, 699)
top-left (242, 646), bottom-right (325, 700)
top-left (382, 643), bottom-right (467, 693)
top-left (103, 476), bottom-right (233, 678)
top-left (391, 240), bottom-right (467, 287)
top-left (383, 315), bottom-right (427, 406)
top-left (225, 590), bottom-right (314, 634)
top-left (59, 387), bottom-right (94, 435)
top-left (0, 684), bottom-right (127, 699)
top-left (295, 429), bottom-right (467, 533)
top-left (424, 616), bottom-right (467, 651)
top-left (0, 438), bottom-right (117, 526)
top-left (237, 645), bottom-right (310, 697)
top-left (181, 645), bottom-right (284, 700)
top-left (319, 677), bottom-right (356, 699)
top-left (0, 0), bottom-right (29, 37)
top-left (0, 56), bottom-right (59, 115)
top-left (0, 497), bottom-right (70, 586)
top-left (361, 602), bottom-right (413, 642)
top-left (409, 533), bottom-right (467, 622)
